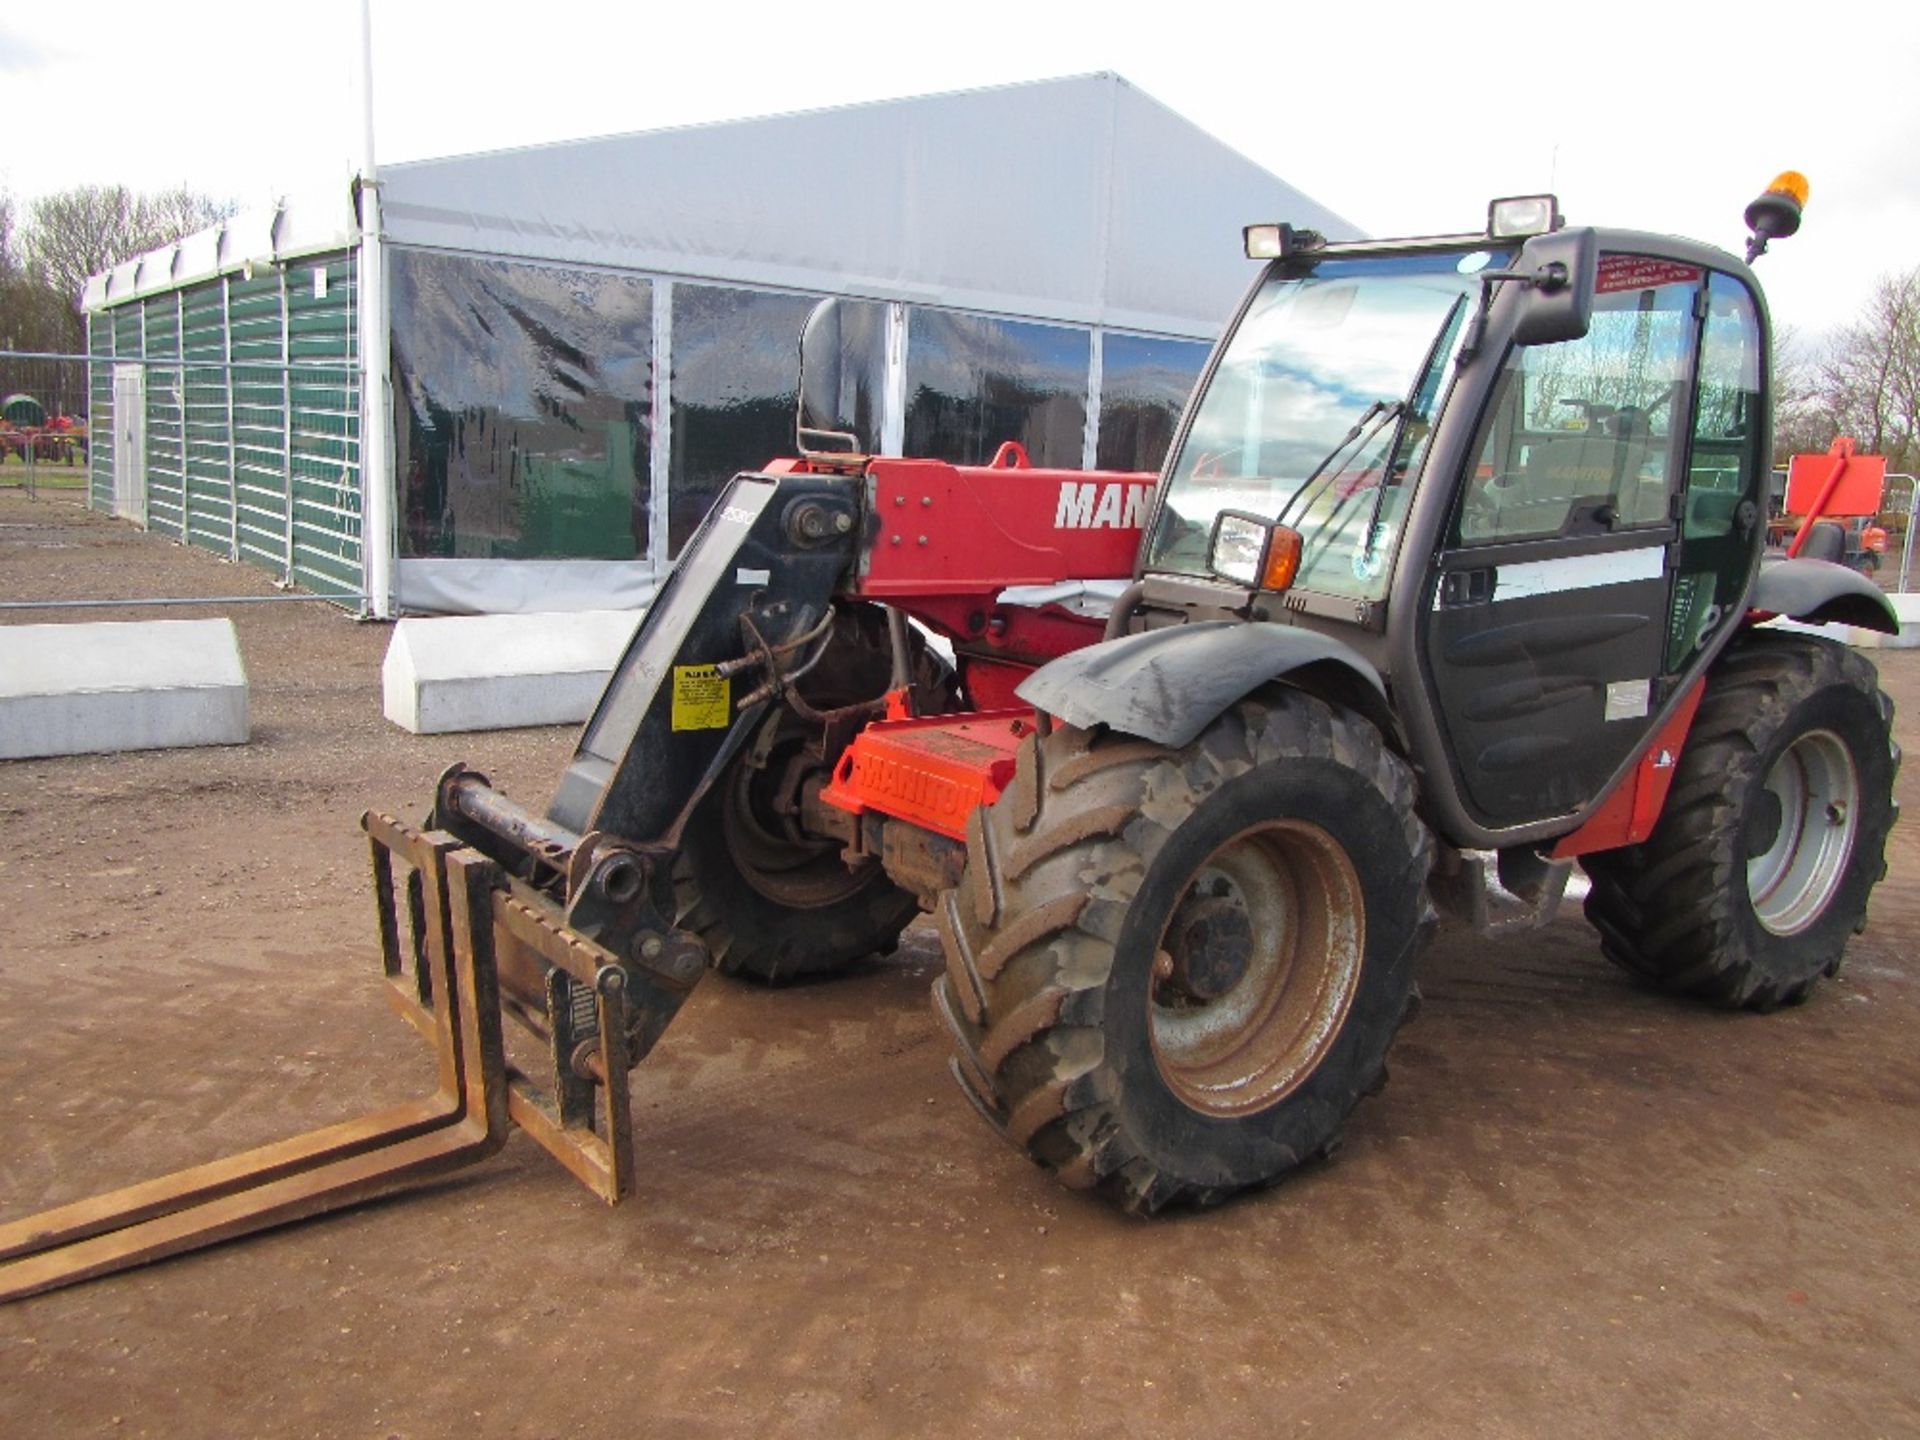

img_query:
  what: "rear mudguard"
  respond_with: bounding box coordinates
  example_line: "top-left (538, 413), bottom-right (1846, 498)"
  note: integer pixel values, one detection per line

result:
top-left (1752, 557), bottom-right (1900, 634)
top-left (1016, 621), bottom-right (1390, 749)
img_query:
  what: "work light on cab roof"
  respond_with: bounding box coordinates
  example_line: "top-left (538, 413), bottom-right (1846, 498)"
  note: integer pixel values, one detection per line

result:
top-left (1487, 195), bottom-right (1561, 238)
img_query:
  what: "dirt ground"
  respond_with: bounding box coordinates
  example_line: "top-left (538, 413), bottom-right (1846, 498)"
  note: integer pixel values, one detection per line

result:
top-left (2, 491), bottom-right (1917, 1439)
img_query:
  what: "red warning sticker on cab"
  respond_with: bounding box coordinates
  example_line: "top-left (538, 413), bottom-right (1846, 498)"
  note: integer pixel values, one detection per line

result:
top-left (1597, 256), bottom-right (1703, 294)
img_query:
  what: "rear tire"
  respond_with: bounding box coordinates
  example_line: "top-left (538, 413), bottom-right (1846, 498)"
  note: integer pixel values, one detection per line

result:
top-left (935, 691), bottom-right (1434, 1213)
top-left (674, 604), bottom-right (952, 982)
top-left (1583, 632), bottom-right (1898, 1011)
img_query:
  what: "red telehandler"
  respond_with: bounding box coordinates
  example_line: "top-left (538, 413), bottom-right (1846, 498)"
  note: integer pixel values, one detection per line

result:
top-left (2, 174), bottom-right (1898, 1300)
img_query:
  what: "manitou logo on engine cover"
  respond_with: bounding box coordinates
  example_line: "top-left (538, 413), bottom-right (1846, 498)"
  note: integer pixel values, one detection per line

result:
top-left (1055, 480), bottom-right (1153, 531)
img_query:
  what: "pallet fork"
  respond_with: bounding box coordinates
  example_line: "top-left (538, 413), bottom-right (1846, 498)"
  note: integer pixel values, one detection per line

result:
top-left (0, 813), bottom-right (657, 1303)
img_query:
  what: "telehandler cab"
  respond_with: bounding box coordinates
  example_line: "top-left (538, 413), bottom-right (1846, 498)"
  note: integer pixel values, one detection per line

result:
top-left (2, 174), bottom-right (1898, 1300)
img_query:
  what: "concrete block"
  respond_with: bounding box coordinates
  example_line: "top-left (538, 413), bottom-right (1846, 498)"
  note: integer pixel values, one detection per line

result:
top-left (0, 618), bottom-right (249, 760)
top-left (383, 609), bottom-right (644, 735)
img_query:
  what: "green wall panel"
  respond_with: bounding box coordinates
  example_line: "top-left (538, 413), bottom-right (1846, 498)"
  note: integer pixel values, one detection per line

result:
top-left (88, 313), bottom-right (114, 511)
top-left (141, 295), bottom-right (186, 540)
top-left (284, 256), bottom-right (360, 598)
top-left (227, 270), bottom-right (292, 577)
top-left (83, 248), bottom-right (363, 606)
top-left (182, 281), bottom-right (238, 562)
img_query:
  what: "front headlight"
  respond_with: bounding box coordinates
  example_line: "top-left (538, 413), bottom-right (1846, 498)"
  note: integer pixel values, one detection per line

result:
top-left (1208, 512), bottom-right (1303, 592)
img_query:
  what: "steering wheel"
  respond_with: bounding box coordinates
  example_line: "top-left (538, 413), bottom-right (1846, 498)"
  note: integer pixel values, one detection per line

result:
top-left (1619, 382), bottom-right (1681, 433)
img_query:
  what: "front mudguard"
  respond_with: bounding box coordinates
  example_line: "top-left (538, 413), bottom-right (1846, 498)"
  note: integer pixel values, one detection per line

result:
top-left (1752, 557), bottom-right (1900, 634)
top-left (1016, 621), bottom-right (1390, 749)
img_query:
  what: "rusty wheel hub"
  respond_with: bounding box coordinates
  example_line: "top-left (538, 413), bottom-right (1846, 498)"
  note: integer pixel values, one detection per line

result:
top-left (1149, 820), bottom-right (1365, 1118)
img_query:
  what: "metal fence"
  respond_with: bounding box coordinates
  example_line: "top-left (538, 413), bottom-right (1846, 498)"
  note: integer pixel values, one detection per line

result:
top-left (1884, 472), bottom-right (1917, 594)
top-left (0, 352), bottom-right (92, 499)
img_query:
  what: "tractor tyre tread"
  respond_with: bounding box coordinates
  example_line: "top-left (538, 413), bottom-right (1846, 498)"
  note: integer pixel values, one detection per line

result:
top-left (1582, 631), bottom-right (1897, 1011)
top-left (937, 691), bottom-right (1434, 1214)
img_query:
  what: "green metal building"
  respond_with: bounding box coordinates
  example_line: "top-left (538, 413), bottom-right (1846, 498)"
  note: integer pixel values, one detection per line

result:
top-left (84, 216), bottom-right (363, 602)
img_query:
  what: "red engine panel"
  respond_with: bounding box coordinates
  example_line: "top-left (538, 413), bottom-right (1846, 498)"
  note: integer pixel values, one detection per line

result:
top-left (819, 709), bottom-right (1037, 841)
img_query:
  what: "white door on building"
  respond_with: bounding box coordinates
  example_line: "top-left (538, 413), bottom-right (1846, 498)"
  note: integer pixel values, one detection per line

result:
top-left (112, 363), bottom-right (146, 524)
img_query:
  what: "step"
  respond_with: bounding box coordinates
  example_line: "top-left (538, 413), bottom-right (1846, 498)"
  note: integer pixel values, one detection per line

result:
top-left (0, 618), bottom-right (249, 759)
top-left (381, 609), bottom-right (645, 735)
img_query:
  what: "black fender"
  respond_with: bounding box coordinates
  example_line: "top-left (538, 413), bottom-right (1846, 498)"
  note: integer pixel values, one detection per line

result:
top-left (1751, 557), bottom-right (1900, 635)
top-left (1016, 621), bottom-right (1391, 749)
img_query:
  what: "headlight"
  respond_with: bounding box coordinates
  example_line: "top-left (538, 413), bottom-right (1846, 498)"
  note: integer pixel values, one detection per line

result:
top-left (1208, 512), bottom-right (1303, 592)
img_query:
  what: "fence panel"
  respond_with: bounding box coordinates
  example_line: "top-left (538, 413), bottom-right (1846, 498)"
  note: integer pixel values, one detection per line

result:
top-left (0, 352), bottom-right (92, 497)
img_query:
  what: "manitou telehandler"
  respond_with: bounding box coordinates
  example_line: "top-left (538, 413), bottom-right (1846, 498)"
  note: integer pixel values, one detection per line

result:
top-left (2, 174), bottom-right (1899, 1300)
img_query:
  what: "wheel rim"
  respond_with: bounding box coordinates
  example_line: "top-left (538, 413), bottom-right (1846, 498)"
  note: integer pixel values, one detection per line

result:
top-left (1747, 728), bottom-right (1860, 936)
top-left (1148, 820), bottom-right (1364, 1118)
top-left (721, 724), bottom-right (879, 909)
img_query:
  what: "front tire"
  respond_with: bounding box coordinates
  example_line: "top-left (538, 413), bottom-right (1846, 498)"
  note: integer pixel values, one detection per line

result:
top-left (1583, 632), bottom-right (1898, 1010)
top-left (935, 691), bottom-right (1434, 1213)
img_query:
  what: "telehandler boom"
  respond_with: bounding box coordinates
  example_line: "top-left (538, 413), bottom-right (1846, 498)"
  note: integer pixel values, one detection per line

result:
top-left (2, 174), bottom-right (1898, 1300)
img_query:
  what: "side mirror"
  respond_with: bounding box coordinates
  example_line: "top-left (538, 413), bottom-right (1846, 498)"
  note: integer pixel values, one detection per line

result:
top-left (1511, 227), bottom-right (1597, 347)
top-left (797, 299), bottom-right (861, 457)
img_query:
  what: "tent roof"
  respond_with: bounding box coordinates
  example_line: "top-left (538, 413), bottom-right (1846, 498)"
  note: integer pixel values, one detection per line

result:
top-left (87, 74), bottom-right (1359, 336)
top-left (380, 73), bottom-right (1358, 338)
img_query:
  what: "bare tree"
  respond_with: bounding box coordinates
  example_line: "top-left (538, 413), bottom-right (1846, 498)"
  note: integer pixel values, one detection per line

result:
top-left (1812, 269), bottom-right (1920, 473)
top-left (140, 186), bottom-right (235, 248)
top-left (1769, 324), bottom-right (1838, 462)
top-left (8, 184), bottom-right (235, 354)
top-left (23, 183), bottom-right (235, 309)
top-left (0, 187), bottom-right (73, 352)
top-left (23, 185), bottom-right (142, 307)
top-left (0, 190), bottom-right (16, 280)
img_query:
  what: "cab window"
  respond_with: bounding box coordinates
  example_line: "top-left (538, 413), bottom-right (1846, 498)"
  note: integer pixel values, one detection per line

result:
top-left (1457, 256), bottom-right (1703, 545)
top-left (1667, 272), bottom-right (1765, 667)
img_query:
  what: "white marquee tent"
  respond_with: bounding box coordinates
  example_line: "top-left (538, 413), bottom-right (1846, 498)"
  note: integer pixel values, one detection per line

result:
top-left (84, 73), bottom-right (1357, 615)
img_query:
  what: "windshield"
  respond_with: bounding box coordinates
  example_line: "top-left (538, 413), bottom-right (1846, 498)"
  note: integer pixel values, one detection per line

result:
top-left (1145, 250), bottom-right (1505, 600)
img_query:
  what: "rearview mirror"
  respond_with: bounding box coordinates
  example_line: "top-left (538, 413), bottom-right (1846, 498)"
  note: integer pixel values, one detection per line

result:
top-left (1511, 227), bottom-right (1597, 347)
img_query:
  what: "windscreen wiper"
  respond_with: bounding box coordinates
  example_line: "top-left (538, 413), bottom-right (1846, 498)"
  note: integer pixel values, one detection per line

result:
top-left (1349, 293), bottom-right (1474, 573)
top-left (1275, 399), bottom-right (1407, 532)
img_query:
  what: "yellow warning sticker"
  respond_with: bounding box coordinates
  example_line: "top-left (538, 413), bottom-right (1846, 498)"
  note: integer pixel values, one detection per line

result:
top-left (671, 664), bottom-right (731, 731)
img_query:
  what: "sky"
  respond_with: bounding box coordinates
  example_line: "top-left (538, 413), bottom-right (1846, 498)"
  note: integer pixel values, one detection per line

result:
top-left (3, 0), bottom-right (1917, 342)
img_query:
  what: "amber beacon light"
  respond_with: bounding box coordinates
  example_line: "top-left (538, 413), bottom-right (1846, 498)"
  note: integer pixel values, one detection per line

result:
top-left (1744, 171), bottom-right (1809, 263)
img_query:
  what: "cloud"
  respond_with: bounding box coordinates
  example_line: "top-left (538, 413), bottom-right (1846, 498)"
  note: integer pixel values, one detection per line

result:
top-left (0, 23), bottom-right (66, 72)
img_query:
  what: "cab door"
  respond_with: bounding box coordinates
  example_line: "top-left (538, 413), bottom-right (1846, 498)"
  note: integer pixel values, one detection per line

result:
top-left (1420, 256), bottom-right (1705, 827)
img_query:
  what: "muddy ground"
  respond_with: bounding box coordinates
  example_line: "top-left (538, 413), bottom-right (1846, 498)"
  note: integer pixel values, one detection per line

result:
top-left (1, 491), bottom-right (1916, 1439)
